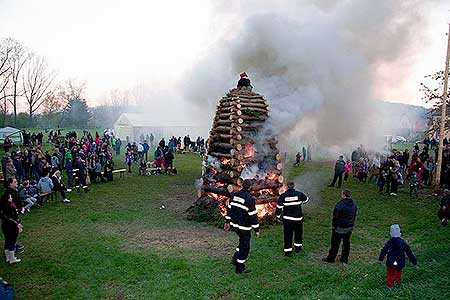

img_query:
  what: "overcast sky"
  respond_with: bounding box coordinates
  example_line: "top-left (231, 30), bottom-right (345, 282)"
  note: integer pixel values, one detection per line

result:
top-left (0, 0), bottom-right (449, 107)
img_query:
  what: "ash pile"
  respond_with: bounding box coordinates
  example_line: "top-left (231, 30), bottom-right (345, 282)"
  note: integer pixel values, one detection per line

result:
top-left (188, 73), bottom-right (284, 223)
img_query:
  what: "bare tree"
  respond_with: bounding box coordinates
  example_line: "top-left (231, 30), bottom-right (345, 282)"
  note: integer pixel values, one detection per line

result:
top-left (0, 39), bottom-right (12, 100)
top-left (22, 54), bottom-right (55, 126)
top-left (421, 70), bottom-right (450, 134)
top-left (3, 38), bottom-right (29, 125)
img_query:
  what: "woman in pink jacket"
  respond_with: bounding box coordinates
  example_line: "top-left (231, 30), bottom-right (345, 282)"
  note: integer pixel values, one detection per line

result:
top-left (344, 160), bottom-right (352, 183)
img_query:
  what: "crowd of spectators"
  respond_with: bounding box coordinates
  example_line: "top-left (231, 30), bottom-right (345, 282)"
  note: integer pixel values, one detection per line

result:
top-left (124, 135), bottom-right (206, 176)
top-left (329, 138), bottom-right (445, 197)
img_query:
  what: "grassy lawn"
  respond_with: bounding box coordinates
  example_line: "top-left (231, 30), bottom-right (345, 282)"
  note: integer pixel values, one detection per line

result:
top-left (1, 154), bottom-right (450, 299)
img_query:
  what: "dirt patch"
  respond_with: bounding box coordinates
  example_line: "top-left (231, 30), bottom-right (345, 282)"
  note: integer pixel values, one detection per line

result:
top-left (158, 185), bottom-right (198, 213)
top-left (123, 227), bottom-right (235, 257)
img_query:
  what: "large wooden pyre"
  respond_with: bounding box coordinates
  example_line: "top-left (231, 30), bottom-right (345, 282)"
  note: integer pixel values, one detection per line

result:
top-left (194, 87), bottom-right (284, 220)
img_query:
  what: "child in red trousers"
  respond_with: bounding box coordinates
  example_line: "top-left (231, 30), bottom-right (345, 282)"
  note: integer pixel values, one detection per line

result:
top-left (379, 224), bottom-right (417, 288)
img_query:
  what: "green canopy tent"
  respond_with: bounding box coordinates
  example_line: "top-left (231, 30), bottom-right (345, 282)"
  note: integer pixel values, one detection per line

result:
top-left (0, 126), bottom-right (23, 145)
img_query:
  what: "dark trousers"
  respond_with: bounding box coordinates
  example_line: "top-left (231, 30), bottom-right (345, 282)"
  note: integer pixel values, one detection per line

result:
top-left (55, 186), bottom-right (66, 200)
top-left (75, 173), bottom-right (87, 189)
top-left (232, 230), bottom-right (251, 273)
top-left (326, 230), bottom-right (352, 263)
top-left (386, 178), bottom-right (398, 194)
top-left (66, 170), bottom-right (73, 188)
top-left (409, 185), bottom-right (418, 197)
top-left (283, 220), bottom-right (303, 254)
top-left (2, 225), bottom-right (18, 251)
top-left (330, 173), bottom-right (343, 187)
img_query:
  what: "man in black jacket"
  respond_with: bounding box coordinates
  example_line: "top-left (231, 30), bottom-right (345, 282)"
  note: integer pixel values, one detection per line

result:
top-left (323, 189), bottom-right (357, 264)
top-left (329, 155), bottom-right (346, 188)
top-left (276, 181), bottom-right (309, 256)
top-left (224, 179), bottom-right (260, 274)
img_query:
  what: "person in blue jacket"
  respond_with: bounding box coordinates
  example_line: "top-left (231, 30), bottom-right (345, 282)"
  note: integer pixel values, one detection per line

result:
top-left (379, 224), bottom-right (417, 288)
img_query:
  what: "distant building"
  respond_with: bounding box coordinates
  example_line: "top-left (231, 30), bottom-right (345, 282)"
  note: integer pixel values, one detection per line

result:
top-left (114, 113), bottom-right (206, 142)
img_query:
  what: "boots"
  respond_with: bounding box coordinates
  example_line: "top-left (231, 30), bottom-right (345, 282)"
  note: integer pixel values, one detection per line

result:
top-left (4, 250), bottom-right (21, 264)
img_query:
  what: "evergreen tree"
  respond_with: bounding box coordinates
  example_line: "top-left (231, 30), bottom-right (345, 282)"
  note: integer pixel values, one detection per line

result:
top-left (63, 98), bottom-right (91, 128)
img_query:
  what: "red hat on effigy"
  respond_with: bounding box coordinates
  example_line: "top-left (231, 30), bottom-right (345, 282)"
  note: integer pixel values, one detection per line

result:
top-left (239, 72), bottom-right (248, 78)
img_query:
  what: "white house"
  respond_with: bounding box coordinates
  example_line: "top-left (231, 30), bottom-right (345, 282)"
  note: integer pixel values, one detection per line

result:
top-left (114, 113), bottom-right (207, 142)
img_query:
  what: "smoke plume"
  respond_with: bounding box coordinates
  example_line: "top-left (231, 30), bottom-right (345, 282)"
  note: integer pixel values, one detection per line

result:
top-left (183, 0), bottom-right (430, 152)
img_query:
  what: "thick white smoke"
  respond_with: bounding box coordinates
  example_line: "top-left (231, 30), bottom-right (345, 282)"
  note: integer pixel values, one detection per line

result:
top-left (183, 0), bottom-right (431, 154)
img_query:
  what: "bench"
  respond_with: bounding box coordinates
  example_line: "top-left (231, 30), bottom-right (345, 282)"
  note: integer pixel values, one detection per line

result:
top-left (99, 168), bottom-right (127, 178)
top-left (112, 169), bottom-right (127, 178)
top-left (40, 191), bottom-right (57, 202)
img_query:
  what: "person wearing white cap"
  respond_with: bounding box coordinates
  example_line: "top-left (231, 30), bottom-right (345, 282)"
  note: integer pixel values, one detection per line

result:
top-left (379, 224), bottom-right (417, 288)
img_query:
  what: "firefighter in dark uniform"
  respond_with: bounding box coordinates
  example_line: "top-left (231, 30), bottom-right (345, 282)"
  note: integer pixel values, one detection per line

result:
top-left (276, 181), bottom-right (309, 256)
top-left (224, 179), bottom-right (260, 274)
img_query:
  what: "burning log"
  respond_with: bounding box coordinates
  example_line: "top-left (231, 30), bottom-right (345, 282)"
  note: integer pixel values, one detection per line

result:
top-left (231, 114), bottom-right (268, 122)
top-left (203, 185), bottom-right (230, 196)
top-left (210, 133), bottom-right (242, 142)
top-left (249, 181), bottom-right (282, 191)
top-left (209, 142), bottom-right (240, 152)
top-left (208, 152), bottom-right (233, 158)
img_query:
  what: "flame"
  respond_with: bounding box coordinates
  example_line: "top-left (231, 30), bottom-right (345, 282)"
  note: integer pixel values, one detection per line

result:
top-left (267, 173), bottom-right (278, 181)
top-left (258, 189), bottom-right (276, 196)
top-left (206, 192), bottom-right (229, 216)
top-left (244, 142), bottom-right (255, 159)
top-left (255, 202), bottom-right (276, 219)
top-left (221, 158), bottom-right (231, 165)
top-left (279, 185), bottom-right (287, 194)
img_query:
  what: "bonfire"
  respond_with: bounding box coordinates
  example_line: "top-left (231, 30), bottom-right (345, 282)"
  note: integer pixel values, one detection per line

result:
top-left (191, 86), bottom-right (284, 221)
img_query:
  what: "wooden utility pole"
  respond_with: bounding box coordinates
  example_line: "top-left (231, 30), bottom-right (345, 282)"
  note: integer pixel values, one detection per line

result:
top-left (434, 21), bottom-right (450, 192)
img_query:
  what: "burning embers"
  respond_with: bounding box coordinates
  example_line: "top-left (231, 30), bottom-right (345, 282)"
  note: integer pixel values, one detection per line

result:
top-left (193, 87), bottom-right (284, 220)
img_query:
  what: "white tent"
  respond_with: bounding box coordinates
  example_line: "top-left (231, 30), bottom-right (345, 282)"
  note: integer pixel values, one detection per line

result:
top-left (0, 127), bottom-right (23, 144)
top-left (114, 113), bottom-right (207, 143)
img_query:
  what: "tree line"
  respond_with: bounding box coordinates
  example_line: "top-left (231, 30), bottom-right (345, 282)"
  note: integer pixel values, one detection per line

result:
top-left (0, 37), bottom-right (91, 129)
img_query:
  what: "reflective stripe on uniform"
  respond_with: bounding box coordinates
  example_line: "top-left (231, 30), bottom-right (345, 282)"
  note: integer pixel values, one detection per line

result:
top-left (276, 204), bottom-right (283, 209)
top-left (233, 196), bottom-right (245, 204)
top-left (231, 202), bottom-right (249, 211)
top-left (285, 196), bottom-right (298, 202)
top-left (248, 210), bottom-right (257, 216)
top-left (252, 224), bottom-right (259, 229)
top-left (284, 248), bottom-right (293, 252)
top-left (284, 201), bottom-right (301, 206)
top-left (294, 243), bottom-right (303, 247)
top-left (230, 222), bottom-right (252, 231)
top-left (283, 216), bottom-right (303, 221)
top-left (236, 248), bottom-right (240, 252)
top-left (225, 216), bottom-right (231, 220)
top-left (237, 259), bottom-right (246, 263)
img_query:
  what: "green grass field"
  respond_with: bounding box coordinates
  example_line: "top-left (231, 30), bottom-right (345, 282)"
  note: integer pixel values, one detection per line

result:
top-left (1, 153), bottom-right (450, 300)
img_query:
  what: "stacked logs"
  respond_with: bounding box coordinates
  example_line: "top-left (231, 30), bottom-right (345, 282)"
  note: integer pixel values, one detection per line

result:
top-left (193, 87), bottom-right (284, 220)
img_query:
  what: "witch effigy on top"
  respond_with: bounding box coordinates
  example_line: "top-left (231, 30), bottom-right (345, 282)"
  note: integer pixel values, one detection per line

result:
top-left (189, 73), bottom-right (284, 222)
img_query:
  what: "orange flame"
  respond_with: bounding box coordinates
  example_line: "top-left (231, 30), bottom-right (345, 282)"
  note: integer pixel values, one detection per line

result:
top-left (221, 158), bottom-right (231, 165)
top-left (258, 189), bottom-right (276, 196)
top-left (255, 202), bottom-right (276, 219)
top-left (244, 142), bottom-right (255, 159)
top-left (267, 173), bottom-right (278, 181)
